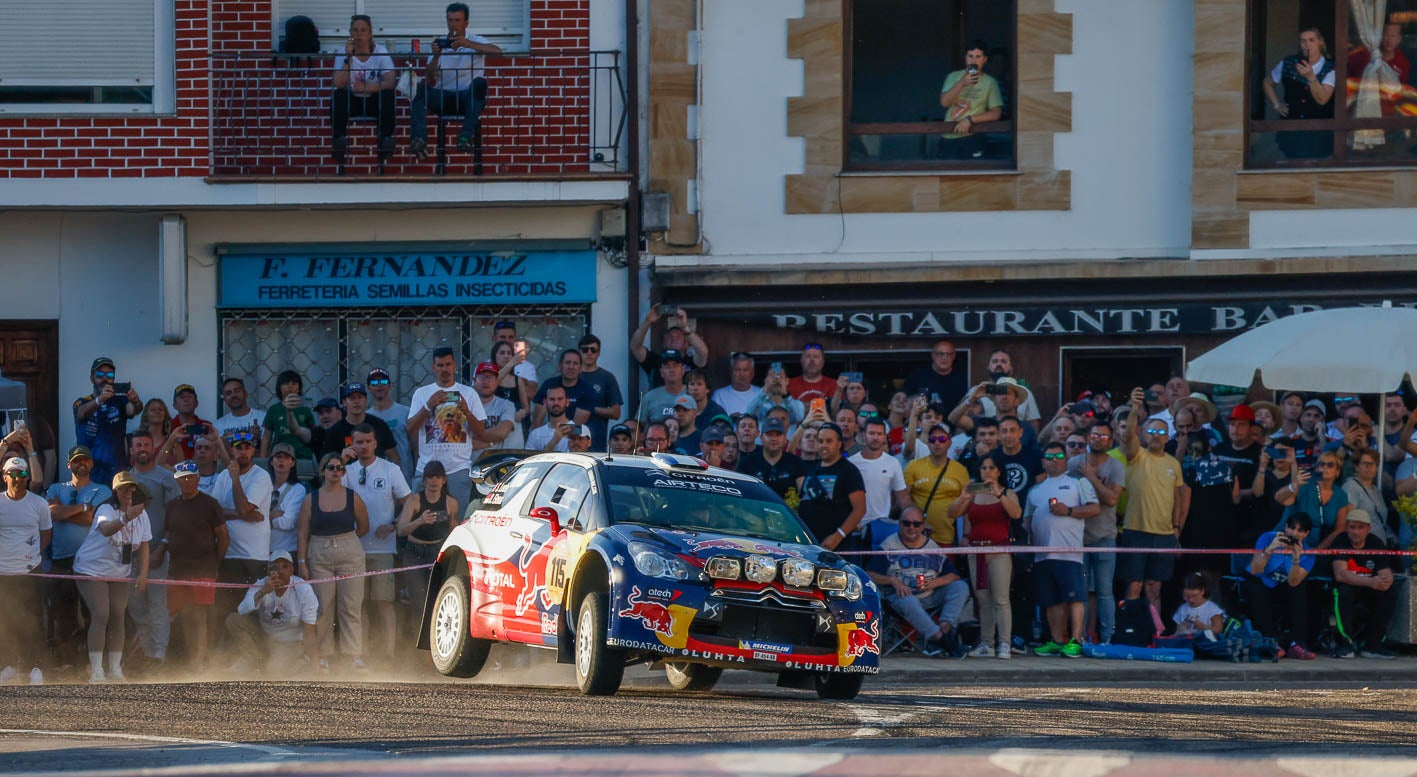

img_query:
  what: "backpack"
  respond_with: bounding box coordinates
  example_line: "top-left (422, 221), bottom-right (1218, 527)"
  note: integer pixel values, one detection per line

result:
top-left (1113, 598), bottom-right (1157, 647)
top-left (1219, 618), bottom-right (1281, 663)
top-left (280, 15), bottom-right (321, 55)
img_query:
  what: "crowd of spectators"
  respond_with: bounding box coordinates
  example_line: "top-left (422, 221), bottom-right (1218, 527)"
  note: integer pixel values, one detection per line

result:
top-left (0, 308), bottom-right (1413, 685)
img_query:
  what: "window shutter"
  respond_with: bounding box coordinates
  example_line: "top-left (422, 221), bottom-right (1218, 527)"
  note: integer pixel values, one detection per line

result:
top-left (362, 0), bottom-right (529, 51)
top-left (0, 0), bottom-right (155, 85)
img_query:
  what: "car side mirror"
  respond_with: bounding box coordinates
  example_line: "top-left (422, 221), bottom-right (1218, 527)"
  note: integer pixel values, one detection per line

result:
top-left (529, 506), bottom-right (562, 536)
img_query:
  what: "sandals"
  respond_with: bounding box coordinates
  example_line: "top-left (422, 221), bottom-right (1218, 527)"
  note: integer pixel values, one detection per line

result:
top-left (410, 137), bottom-right (429, 161)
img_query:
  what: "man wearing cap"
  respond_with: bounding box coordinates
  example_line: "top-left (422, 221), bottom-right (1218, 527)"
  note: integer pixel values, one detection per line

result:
top-left (44, 446), bottom-right (111, 659)
top-left (532, 349), bottom-right (595, 439)
top-left (170, 384), bottom-right (213, 462)
top-left (737, 417), bottom-right (804, 500)
top-left (406, 346), bottom-right (490, 509)
top-left (950, 378), bottom-right (1037, 446)
top-left (471, 361), bottom-right (519, 451)
top-left (320, 383), bottom-right (399, 464)
top-left (713, 352), bottom-right (764, 418)
top-left (848, 417), bottom-right (911, 549)
top-left (226, 551), bottom-right (320, 675)
top-left (608, 424), bottom-right (634, 455)
top-left (567, 425), bottom-right (594, 453)
top-left (311, 398), bottom-right (344, 456)
top-left (695, 427), bottom-right (729, 467)
top-left (1278, 398), bottom-right (1328, 472)
top-left (365, 368), bottom-right (413, 481)
top-left (639, 351), bottom-right (693, 424)
top-left (984, 349), bottom-right (1042, 430)
top-left (1215, 404), bottom-right (1270, 545)
top-left (576, 334), bottom-right (624, 451)
top-left (526, 384), bottom-right (575, 453)
top-left (213, 377), bottom-right (263, 441)
top-left (163, 459), bottom-right (228, 671)
top-left (903, 340), bottom-right (969, 411)
top-left (124, 429), bottom-right (182, 666)
top-left (670, 396), bottom-right (703, 453)
top-left (0, 456), bottom-right (52, 685)
top-left (903, 422), bottom-right (969, 544)
top-left (1120, 388), bottom-right (1190, 611)
top-left (630, 306), bottom-right (709, 387)
top-left (211, 430), bottom-right (274, 622)
top-left (787, 344), bottom-right (836, 404)
top-left (73, 357), bottom-right (141, 486)
top-left (342, 424), bottom-right (411, 663)
top-left (1328, 509), bottom-right (1399, 659)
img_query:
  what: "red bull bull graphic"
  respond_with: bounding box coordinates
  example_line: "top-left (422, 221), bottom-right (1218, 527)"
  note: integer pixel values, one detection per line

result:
top-left (617, 586), bottom-right (676, 636)
top-left (688, 537), bottom-right (805, 558)
top-left (845, 619), bottom-right (880, 659)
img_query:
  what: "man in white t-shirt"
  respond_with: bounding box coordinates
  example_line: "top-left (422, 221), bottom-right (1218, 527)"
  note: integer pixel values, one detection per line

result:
top-left (847, 418), bottom-right (910, 550)
top-left (409, 2), bottom-right (503, 159)
top-left (711, 352), bottom-right (765, 418)
top-left (226, 551), bottom-right (320, 675)
top-left (341, 425), bottom-right (411, 662)
top-left (1025, 441), bottom-right (1100, 658)
top-left (471, 361), bottom-right (518, 451)
top-left (213, 377), bottom-right (264, 440)
top-left (526, 384), bottom-right (574, 453)
top-left (0, 456), bottom-right (51, 685)
top-left (366, 367), bottom-right (413, 482)
top-left (406, 346), bottom-right (489, 509)
top-left (210, 431), bottom-right (274, 621)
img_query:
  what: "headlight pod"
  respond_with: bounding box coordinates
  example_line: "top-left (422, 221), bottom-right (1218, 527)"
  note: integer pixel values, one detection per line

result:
top-left (705, 556), bottom-right (741, 580)
top-left (780, 558), bottom-right (816, 588)
top-left (844, 571), bottom-right (864, 601)
top-left (743, 554), bottom-right (778, 583)
top-left (628, 541), bottom-right (691, 580)
top-left (817, 568), bottom-right (863, 600)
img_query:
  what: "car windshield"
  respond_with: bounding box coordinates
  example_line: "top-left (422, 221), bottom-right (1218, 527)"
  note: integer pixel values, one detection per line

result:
top-left (603, 465), bottom-right (814, 545)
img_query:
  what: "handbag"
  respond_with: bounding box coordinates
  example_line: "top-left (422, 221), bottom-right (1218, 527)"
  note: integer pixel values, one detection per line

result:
top-left (396, 70), bottom-right (423, 100)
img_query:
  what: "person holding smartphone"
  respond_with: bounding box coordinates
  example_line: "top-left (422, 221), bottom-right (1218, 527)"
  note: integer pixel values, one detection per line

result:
top-left (409, 2), bottom-right (502, 161)
top-left (73, 470), bottom-right (151, 683)
top-left (396, 458), bottom-right (458, 615)
top-left (938, 39), bottom-right (1004, 160)
top-left (525, 384), bottom-right (576, 453)
top-left (406, 346), bottom-right (490, 509)
top-left (1244, 511), bottom-right (1317, 659)
top-left (73, 357), bottom-right (141, 487)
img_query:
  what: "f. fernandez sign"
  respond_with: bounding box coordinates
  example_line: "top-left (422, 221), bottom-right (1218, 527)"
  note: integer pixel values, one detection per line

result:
top-left (709, 301), bottom-right (1415, 338)
top-left (218, 249), bottom-right (597, 308)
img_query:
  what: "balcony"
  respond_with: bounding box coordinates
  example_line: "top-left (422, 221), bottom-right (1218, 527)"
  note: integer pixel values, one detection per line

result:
top-left (209, 50), bottom-right (627, 181)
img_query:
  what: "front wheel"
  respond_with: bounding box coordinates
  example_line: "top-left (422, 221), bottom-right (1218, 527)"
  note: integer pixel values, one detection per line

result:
top-left (429, 576), bottom-right (491, 677)
top-left (574, 590), bottom-right (625, 696)
top-left (664, 662), bottom-right (723, 691)
top-left (813, 673), bottom-right (864, 700)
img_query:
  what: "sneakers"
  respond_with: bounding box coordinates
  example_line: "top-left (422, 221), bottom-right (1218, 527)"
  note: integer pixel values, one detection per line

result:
top-left (1332, 644), bottom-right (1355, 659)
top-left (0, 666), bottom-right (15, 684)
top-left (968, 643), bottom-right (994, 658)
top-left (1287, 642), bottom-right (1317, 660)
top-left (410, 137), bottom-right (429, 161)
top-left (1361, 644), bottom-right (1398, 660)
top-left (378, 136), bottom-right (397, 163)
top-left (1061, 639), bottom-right (1084, 658)
top-left (108, 666), bottom-right (126, 682)
top-left (456, 135), bottom-right (472, 152)
top-left (28, 668), bottom-right (43, 686)
top-left (1033, 641), bottom-right (1063, 657)
top-left (996, 641), bottom-right (1012, 660)
top-left (89, 667), bottom-right (106, 684)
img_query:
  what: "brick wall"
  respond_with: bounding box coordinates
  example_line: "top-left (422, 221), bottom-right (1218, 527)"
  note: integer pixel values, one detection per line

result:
top-left (0, 0), bottom-right (593, 179)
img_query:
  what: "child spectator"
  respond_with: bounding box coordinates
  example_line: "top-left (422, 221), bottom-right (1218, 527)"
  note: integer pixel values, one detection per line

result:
top-left (1173, 572), bottom-right (1226, 636)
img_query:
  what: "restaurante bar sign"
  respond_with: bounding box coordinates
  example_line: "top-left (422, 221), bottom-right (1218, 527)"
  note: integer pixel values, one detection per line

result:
top-left (711, 301), bottom-right (1416, 338)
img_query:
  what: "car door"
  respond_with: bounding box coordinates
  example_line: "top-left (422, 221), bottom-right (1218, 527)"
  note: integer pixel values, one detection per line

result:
top-left (464, 459), bottom-right (552, 641)
top-left (504, 462), bottom-right (594, 643)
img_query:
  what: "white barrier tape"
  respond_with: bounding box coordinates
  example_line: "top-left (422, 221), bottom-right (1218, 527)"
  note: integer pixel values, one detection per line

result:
top-left (3, 562), bottom-right (435, 588)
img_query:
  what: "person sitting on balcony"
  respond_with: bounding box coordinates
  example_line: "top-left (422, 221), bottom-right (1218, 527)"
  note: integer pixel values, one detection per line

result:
top-left (331, 14), bottom-right (398, 165)
top-left (939, 39), bottom-right (1004, 160)
top-left (409, 2), bottom-right (503, 161)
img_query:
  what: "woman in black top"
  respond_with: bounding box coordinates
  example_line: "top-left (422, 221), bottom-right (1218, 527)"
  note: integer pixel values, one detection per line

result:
top-left (297, 452), bottom-right (369, 666)
top-left (396, 458), bottom-right (461, 606)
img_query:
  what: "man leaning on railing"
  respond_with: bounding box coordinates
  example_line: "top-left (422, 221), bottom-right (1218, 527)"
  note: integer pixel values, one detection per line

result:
top-left (409, 2), bottom-right (502, 161)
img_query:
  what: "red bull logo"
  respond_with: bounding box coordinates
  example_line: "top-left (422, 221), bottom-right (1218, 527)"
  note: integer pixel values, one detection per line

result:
top-left (688, 537), bottom-right (804, 558)
top-left (845, 620), bottom-right (879, 658)
top-left (617, 586), bottom-right (675, 636)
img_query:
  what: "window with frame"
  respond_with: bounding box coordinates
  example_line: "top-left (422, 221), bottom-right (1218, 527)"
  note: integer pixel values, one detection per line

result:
top-left (275, 0), bottom-right (531, 54)
top-left (0, 0), bottom-right (175, 113)
top-left (845, 0), bottom-right (1016, 170)
top-left (1248, 0), bottom-right (1417, 168)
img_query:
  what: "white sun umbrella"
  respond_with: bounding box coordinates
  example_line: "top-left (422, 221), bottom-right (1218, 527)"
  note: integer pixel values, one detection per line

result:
top-left (1186, 303), bottom-right (1417, 459)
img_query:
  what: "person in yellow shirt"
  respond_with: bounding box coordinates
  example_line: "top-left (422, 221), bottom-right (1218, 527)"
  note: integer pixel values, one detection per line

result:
top-left (903, 422), bottom-right (969, 544)
top-left (1118, 388), bottom-right (1190, 611)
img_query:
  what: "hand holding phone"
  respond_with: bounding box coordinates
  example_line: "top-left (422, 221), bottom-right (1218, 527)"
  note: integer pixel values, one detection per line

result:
top-left (809, 397), bottom-right (826, 417)
top-left (966, 481), bottom-right (992, 494)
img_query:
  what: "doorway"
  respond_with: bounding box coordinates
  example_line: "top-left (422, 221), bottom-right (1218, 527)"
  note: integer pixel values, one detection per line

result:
top-left (1060, 346), bottom-right (1184, 405)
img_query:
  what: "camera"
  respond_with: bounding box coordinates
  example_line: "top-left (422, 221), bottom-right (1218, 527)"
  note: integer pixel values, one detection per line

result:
top-left (842, 372), bottom-right (863, 384)
top-left (434, 36), bottom-right (454, 49)
top-left (112, 382), bottom-right (131, 396)
top-left (186, 424), bottom-right (208, 436)
top-left (966, 64), bottom-right (979, 74)
top-left (967, 482), bottom-right (992, 494)
top-left (1144, 389), bottom-right (1160, 403)
top-left (986, 385), bottom-right (1009, 396)
top-left (1277, 535), bottom-right (1296, 546)
top-left (657, 303), bottom-right (678, 316)
top-left (1263, 446), bottom-right (1286, 459)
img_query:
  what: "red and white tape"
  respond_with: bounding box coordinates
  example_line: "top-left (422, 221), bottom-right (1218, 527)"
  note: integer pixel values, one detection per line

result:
top-left (6, 562), bottom-right (436, 588)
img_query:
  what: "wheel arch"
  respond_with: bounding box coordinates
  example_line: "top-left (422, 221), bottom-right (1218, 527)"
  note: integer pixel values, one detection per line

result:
top-left (417, 546), bottom-right (469, 650)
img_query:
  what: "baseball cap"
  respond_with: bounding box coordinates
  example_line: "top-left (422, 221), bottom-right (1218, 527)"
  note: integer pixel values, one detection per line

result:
top-left (1228, 404), bottom-right (1256, 422)
top-left (570, 424), bottom-right (592, 438)
top-left (475, 361), bottom-right (499, 377)
top-left (3, 456), bottom-right (28, 473)
top-left (709, 414), bottom-right (734, 429)
top-left (173, 384), bottom-right (197, 400)
top-left (1304, 399), bottom-right (1327, 415)
top-left (269, 550), bottom-right (294, 564)
top-left (270, 442), bottom-right (297, 460)
top-left (90, 357), bottom-right (115, 374)
top-left (660, 349), bottom-right (685, 364)
top-left (609, 424), bottom-right (632, 438)
top-left (173, 460), bottom-right (200, 479)
top-left (1346, 508), bottom-right (1372, 525)
top-left (493, 320), bottom-right (516, 332)
top-left (340, 382), bottom-right (367, 400)
top-left (673, 395), bottom-right (696, 410)
top-left (367, 367), bottom-right (391, 382)
top-left (702, 427), bottom-right (726, 444)
top-left (761, 417), bottom-right (787, 434)
top-left (67, 445), bottom-right (93, 462)
top-left (315, 397), bottom-right (340, 410)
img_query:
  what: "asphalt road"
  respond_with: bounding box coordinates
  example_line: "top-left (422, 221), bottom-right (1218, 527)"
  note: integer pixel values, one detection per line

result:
top-left (1, 662), bottom-right (1415, 774)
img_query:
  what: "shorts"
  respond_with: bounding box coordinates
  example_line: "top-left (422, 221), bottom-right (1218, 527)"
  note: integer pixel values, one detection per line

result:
top-left (1034, 559), bottom-right (1085, 608)
top-left (1117, 530), bottom-right (1178, 584)
top-left (365, 553), bottom-right (397, 602)
top-left (167, 578), bottom-right (217, 612)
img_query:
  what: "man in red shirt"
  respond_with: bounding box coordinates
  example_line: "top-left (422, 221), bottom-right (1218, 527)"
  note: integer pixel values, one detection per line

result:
top-left (1347, 22), bottom-right (1411, 114)
top-left (787, 344), bottom-right (835, 403)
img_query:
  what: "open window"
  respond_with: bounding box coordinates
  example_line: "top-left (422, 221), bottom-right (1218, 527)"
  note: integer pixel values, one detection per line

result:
top-left (844, 0), bottom-right (1016, 170)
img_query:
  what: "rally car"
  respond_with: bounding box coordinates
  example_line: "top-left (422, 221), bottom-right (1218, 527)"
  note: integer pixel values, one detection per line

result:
top-left (417, 451), bottom-right (881, 698)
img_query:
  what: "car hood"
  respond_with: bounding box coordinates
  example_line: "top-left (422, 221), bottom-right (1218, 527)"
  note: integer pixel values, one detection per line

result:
top-left (603, 525), bottom-right (846, 568)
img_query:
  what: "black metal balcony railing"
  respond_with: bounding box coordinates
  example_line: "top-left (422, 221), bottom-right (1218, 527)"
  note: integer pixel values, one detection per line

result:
top-left (209, 50), bottom-right (627, 178)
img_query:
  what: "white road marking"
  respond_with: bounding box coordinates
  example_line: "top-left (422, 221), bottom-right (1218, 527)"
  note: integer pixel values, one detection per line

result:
top-left (1276, 758), bottom-right (1417, 777)
top-left (989, 749), bottom-right (1132, 777)
top-left (704, 751), bottom-right (845, 777)
top-left (843, 702), bottom-right (918, 737)
top-left (0, 728), bottom-right (298, 759)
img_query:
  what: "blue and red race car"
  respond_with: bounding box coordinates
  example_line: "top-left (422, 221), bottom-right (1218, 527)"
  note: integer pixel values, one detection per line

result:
top-left (417, 451), bottom-right (881, 698)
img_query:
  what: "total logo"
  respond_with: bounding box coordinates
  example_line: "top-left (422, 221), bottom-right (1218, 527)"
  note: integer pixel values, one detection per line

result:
top-left (617, 586), bottom-right (675, 636)
top-left (845, 620), bottom-right (879, 659)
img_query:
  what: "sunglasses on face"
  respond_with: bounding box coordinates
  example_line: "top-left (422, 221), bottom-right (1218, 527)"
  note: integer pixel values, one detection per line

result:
top-left (1043, 452), bottom-right (1067, 460)
top-left (579, 346), bottom-right (599, 353)
top-left (1316, 462), bottom-right (1338, 469)
top-left (1066, 441), bottom-right (1087, 448)
top-left (898, 520), bottom-right (924, 527)
top-left (928, 436), bottom-right (950, 444)
top-left (1335, 397), bottom-right (1356, 403)
top-left (94, 371), bottom-right (115, 380)
top-left (325, 464), bottom-right (346, 472)
top-left (1145, 429), bottom-right (1169, 436)
top-left (368, 379), bottom-right (390, 386)
top-left (4, 471), bottom-right (29, 478)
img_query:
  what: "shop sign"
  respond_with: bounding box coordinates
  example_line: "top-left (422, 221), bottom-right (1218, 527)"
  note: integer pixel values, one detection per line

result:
top-left (218, 249), bottom-right (597, 308)
top-left (700, 301), bottom-right (1417, 338)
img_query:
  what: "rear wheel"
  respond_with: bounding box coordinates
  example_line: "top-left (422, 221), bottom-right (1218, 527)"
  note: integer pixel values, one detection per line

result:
top-left (429, 576), bottom-right (491, 677)
top-left (574, 590), bottom-right (625, 696)
top-left (664, 662), bottom-right (723, 691)
top-left (813, 673), bottom-right (864, 700)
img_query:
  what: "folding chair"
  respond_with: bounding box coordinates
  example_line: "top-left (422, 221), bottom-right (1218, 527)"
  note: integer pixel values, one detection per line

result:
top-left (880, 597), bottom-right (946, 657)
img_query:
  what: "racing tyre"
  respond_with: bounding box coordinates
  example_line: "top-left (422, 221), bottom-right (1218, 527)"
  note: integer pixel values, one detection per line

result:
top-left (813, 673), bottom-right (864, 700)
top-left (574, 590), bottom-right (625, 696)
top-left (430, 576), bottom-right (491, 677)
top-left (664, 662), bottom-right (723, 692)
